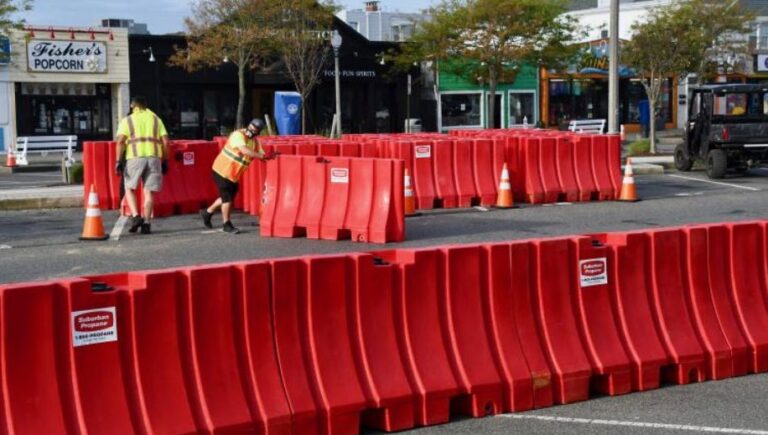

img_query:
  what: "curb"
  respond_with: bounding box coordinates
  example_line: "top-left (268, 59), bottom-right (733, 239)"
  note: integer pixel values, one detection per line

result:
top-left (624, 163), bottom-right (665, 175)
top-left (0, 196), bottom-right (83, 211)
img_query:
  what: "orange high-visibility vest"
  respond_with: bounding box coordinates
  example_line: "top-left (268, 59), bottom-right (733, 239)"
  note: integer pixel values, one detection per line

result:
top-left (212, 130), bottom-right (262, 182)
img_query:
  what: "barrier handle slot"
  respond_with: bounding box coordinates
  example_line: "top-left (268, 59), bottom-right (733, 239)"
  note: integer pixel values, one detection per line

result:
top-left (90, 282), bottom-right (115, 293)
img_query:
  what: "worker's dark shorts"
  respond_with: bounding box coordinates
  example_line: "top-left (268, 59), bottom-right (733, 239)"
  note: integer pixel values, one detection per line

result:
top-left (212, 170), bottom-right (239, 203)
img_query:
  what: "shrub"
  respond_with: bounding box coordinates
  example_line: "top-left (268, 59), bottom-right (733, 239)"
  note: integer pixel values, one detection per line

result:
top-left (628, 139), bottom-right (651, 156)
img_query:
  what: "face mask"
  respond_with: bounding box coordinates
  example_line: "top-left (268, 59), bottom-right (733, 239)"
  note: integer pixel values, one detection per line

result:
top-left (244, 128), bottom-right (256, 138)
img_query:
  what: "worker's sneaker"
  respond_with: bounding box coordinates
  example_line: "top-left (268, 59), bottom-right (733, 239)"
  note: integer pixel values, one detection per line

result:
top-left (200, 209), bottom-right (213, 229)
top-left (140, 223), bottom-right (151, 234)
top-left (222, 221), bottom-right (240, 234)
top-left (128, 215), bottom-right (144, 233)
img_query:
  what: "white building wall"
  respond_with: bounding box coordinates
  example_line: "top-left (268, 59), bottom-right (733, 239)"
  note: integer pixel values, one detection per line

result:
top-left (337, 8), bottom-right (425, 42)
top-left (0, 26), bottom-right (130, 151)
top-left (569, 0), bottom-right (671, 41)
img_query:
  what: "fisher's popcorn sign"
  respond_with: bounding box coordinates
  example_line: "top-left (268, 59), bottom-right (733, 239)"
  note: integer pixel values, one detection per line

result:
top-left (27, 39), bottom-right (108, 73)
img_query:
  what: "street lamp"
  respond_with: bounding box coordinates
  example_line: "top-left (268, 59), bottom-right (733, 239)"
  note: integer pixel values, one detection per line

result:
top-left (608, 0), bottom-right (619, 134)
top-left (331, 30), bottom-right (342, 137)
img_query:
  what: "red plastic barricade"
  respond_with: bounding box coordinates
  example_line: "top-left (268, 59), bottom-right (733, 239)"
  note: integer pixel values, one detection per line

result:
top-left (521, 137), bottom-right (545, 204)
top-left (432, 139), bottom-right (458, 208)
top-left (260, 155), bottom-right (404, 243)
top-left (572, 237), bottom-right (632, 395)
top-left (648, 229), bottom-right (707, 383)
top-left (453, 138), bottom-right (478, 207)
top-left (471, 139), bottom-right (497, 206)
top-left (728, 222), bottom-right (768, 373)
top-left (554, 136), bottom-right (580, 202)
top-left (6, 221), bottom-right (768, 434)
top-left (487, 242), bottom-right (553, 409)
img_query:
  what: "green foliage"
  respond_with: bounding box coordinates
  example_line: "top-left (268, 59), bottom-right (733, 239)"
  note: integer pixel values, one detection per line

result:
top-left (392, 0), bottom-right (582, 128)
top-left (623, 4), bottom-right (697, 153)
top-left (272, 0), bottom-right (338, 134)
top-left (673, 0), bottom-right (754, 84)
top-left (170, 0), bottom-right (287, 128)
top-left (628, 139), bottom-right (650, 156)
top-left (0, 0), bottom-right (32, 36)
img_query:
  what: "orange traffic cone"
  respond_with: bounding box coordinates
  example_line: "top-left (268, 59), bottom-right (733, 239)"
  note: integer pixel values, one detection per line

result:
top-left (5, 151), bottom-right (15, 168)
top-left (618, 158), bottom-right (640, 202)
top-left (494, 163), bottom-right (515, 208)
top-left (404, 168), bottom-right (419, 217)
top-left (80, 185), bottom-right (109, 240)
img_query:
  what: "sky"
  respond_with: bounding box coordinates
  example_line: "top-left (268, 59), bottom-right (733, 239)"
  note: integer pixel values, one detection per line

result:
top-left (18, 0), bottom-right (435, 35)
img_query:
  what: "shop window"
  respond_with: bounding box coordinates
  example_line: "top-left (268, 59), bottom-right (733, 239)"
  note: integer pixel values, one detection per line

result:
top-left (441, 93), bottom-right (481, 128)
top-left (509, 91), bottom-right (535, 125)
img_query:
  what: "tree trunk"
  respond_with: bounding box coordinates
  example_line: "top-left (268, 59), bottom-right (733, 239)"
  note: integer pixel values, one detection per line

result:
top-left (488, 69), bottom-right (498, 129)
top-left (642, 78), bottom-right (660, 154)
top-left (301, 95), bottom-right (306, 135)
top-left (236, 62), bottom-right (246, 129)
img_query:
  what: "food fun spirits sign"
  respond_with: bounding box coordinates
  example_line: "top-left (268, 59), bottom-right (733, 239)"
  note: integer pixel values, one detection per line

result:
top-left (27, 40), bottom-right (108, 73)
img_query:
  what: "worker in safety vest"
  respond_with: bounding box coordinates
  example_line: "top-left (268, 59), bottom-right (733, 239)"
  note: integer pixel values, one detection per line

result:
top-left (115, 95), bottom-right (170, 235)
top-left (200, 118), bottom-right (273, 234)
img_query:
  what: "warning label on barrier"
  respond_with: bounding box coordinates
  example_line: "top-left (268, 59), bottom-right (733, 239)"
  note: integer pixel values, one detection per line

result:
top-left (331, 168), bottom-right (349, 183)
top-left (579, 258), bottom-right (608, 287)
top-left (415, 145), bottom-right (431, 158)
top-left (183, 152), bottom-right (195, 166)
top-left (72, 307), bottom-right (118, 347)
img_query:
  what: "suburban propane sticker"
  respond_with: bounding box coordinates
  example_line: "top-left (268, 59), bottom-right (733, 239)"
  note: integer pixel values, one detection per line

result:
top-left (331, 168), bottom-right (349, 183)
top-left (183, 151), bottom-right (195, 166)
top-left (72, 307), bottom-right (118, 347)
top-left (579, 258), bottom-right (608, 287)
top-left (415, 145), bottom-right (432, 158)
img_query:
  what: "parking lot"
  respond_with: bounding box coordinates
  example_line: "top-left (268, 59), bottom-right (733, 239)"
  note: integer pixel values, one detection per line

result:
top-left (1, 167), bottom-right (767, 435)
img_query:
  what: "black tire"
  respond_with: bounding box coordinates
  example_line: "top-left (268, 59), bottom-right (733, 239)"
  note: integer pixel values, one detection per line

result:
top-left (674, 143), bottom-right (693, 171)
top-left (706, 149), bottom-right (727, 179)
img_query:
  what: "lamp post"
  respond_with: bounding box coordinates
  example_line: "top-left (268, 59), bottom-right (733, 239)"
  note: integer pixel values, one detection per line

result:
top-left (608, 0), bottom-right (619, 134)
top-left (331, 30), bottom-right (342, 137)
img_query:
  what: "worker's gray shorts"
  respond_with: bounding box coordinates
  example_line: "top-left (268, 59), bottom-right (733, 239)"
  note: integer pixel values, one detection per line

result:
top-left (124, 157), bottom-right (163, 192)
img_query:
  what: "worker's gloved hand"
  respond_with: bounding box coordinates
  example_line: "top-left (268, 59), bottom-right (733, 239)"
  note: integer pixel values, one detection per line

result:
top-left (161, 160), bottom-right (169, 175)
top-left (115, 159), bottom-right (126, 176)
top-left (262, 151), bottom-right (276, 161)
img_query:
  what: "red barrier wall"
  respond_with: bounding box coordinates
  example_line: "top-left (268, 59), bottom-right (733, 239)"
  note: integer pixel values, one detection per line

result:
top-left (260, 155), bottom-right (404, 243)
top-left (6, 221), bottom-right (768, 433)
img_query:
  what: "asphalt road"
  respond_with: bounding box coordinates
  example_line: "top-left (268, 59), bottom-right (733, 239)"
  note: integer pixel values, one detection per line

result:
top-left (1, 168), bottom-right (767, 284)
top-left (1, 167), bottom-right (768, 434)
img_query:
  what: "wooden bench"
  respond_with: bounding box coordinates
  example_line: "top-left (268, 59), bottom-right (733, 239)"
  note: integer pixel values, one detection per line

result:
top-left (14, 135), bottom-right (77, 167)
top-left (568, 119), bottom-right (606, 134)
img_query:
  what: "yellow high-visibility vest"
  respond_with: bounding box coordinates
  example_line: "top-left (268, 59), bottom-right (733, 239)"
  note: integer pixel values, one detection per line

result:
top-left (117, 109), bottom-right (167, 159)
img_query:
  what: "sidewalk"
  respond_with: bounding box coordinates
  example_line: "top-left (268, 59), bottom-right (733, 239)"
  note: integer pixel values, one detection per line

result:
top-left (0, 185), bottom-right (82, 210)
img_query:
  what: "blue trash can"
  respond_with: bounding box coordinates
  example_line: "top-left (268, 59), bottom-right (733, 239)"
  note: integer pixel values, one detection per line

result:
top-left (638, 99), bottom-right (650, 138)
top-left (274, 91), bottom-right (302, 135)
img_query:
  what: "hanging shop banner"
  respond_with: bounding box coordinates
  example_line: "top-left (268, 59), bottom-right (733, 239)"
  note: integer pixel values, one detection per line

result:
top-left (27, 40), bottom-right (108, 73)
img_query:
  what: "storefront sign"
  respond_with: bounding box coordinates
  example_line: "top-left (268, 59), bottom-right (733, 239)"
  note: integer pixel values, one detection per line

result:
top-left (756, 54), bottom-right (768, 73)
top-left (0, 36), bottom-right (10, 65)
top-left (27, 40), bottom-right (107, 73)
top-left (323, 69), bottom-right (377, 79)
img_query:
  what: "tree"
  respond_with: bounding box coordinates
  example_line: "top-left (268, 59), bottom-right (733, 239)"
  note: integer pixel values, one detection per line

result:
top-left (394, 0), bottom-right (580, 129)
top-left (272, 0), bottom-right (337, 134)
top-left (623, 5), bottom-right (698, 154)
top-left (0, 0), bottom-right (31, 36)
top-left (170, 0), bottom-right (282, 129)
top-left (673, 0), bottom-right (754, 84)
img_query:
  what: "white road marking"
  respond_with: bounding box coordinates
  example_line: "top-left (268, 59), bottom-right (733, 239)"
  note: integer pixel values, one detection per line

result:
top-left (474, 206), bottom-right (489, 211)
top-left (501, 415), bottom-right (768, 434)
top-left (555, 202), bottom-right (573, 205)
top-left (109, 215), bottom-right (128, 241)
top-left (0, 245), bottom-right (10, 249)
top-left (667, 174), bottom-right (761, 191)
top-left (201, 230), bottom-right (220, 234)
